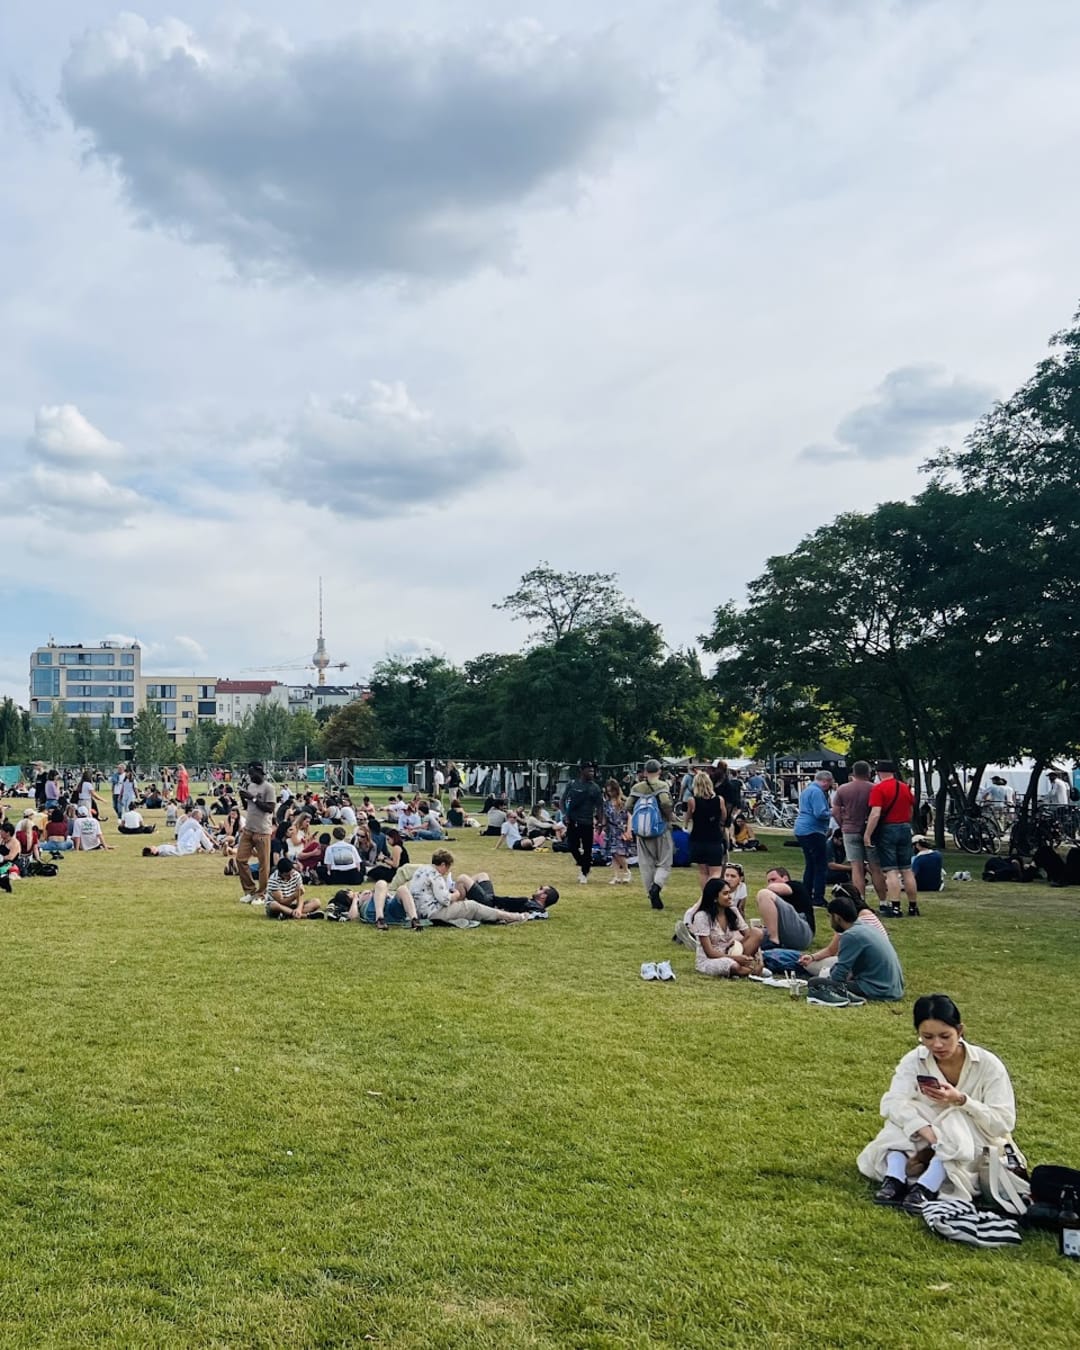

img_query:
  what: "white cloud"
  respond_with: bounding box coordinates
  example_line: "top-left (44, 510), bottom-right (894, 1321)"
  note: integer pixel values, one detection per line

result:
top-left (61, 13), bottom-right (653, 281)
top-left (27, 464), bottom-right (142, 523)
top-left (271, 381), bottom-right (520, 516)
top-left (29, 403), bottom-right (125, 462)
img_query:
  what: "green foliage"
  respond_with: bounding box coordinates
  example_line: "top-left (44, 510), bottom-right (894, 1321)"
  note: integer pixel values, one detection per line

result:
top-left (95, 710), bottom-right (121, 767)
top-left (321, 699), bottom-right (381, 759)
top-left (368, 655), bottom-right (463, 758)
top-left (132, 702), bottom-right (174, 770)
top-left (284, 708), bottom-right (323, 762)
top-left (242, 701), bottom-right (293, 763)
top-left (37, 703), bottom-right (74, 766)
top-left (0, 697), bottom-right (30, 765)
top-left (494, 561), bottom-right (640, 643)
top-left (71, 716), bottom-right (97, 767)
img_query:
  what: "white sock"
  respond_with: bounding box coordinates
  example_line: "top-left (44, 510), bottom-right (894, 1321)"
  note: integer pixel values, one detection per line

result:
top-left (885, 1151), bottom-right (908, 1181)
top-left (920, 1157), bottom-right (947, 1193)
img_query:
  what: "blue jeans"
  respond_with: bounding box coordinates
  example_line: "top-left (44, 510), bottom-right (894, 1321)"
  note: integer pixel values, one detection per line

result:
top-left (796, 830), bottom-right (828, 907)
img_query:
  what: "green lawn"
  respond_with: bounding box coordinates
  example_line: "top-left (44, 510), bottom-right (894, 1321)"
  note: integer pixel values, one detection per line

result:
top-left (1, 804), bottom-right (1078, 1347)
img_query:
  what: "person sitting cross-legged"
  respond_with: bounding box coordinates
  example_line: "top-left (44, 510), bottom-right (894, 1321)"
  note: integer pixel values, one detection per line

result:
top-left (265, 857), bottom-right (323, 920)
top-left (687, 878), bottom-right (763, 978)
top-left (804, 894), bottom-right (905, 1005)
top-left (319, 826), bottom-right (365, 885)
top-left (118, 805), bottom-right (157, 835)
top-left (496, 811), bottom-right (539, 852)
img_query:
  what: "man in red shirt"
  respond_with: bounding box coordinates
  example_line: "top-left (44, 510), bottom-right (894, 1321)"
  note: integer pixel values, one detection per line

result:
top-left (863, 760), bottom-right (917, 919)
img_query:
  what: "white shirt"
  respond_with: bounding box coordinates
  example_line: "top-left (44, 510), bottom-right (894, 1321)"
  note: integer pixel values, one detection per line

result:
top-left (324, 841), bottom-right (362, 871)
top-left (1049, 778), bottom-right (1069, 805)
top-left (75, 817), bottom-right (103, 848)
top-left (176, 817), bottom-right (214, 854)
top-left (501, 819), bottom-right (522, 849)
top-left (434, 770), bottom-right (445, 788)
top-left (339, 807), bottom-right (357, 826)
top-left (122, 809), bottom-right (144, 830)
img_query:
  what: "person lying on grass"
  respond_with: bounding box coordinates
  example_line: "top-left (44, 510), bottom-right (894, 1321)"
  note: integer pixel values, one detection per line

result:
top-left (448, 871), bottom-right (558, 915)
top-left (142, 807), bottom-right (218, 857)
top-left (803, 894), bottom-right (904, 1003)
top-left (265, 857), bottom-right (322, 920)
top-left (326, 881), bottom-right (423, 930)
top-left (399, 849), bottom-right (530, 927)
top-left (858, 993), bottom-right (1021, 1215)
top-left (686, 877), bottom-right (764, 978)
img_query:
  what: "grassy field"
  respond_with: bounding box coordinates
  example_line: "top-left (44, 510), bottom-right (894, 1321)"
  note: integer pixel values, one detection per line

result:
top-left (1, 797), bottom-right (1078, 1348)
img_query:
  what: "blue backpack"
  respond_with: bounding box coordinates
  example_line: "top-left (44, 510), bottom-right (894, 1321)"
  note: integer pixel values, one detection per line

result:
top-left (631, 790), bottom-right (666, 839)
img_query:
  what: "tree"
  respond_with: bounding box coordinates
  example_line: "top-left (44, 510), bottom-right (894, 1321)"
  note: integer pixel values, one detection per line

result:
top-left (38, 704), bottom-right (74, 766)
top-left (71, 716), bottom-right (96, 767)
top-left (0, 698), bottom-right (29, 765)
top-left (321, 699), bottom-right (382, 759)
top-left (244, 702), bottom-right (293, 764)
top-left (95, 710), bottom-right (120, 767)
top-left (133, 703), bottom-right (174, 771)
top-left (494, 562), bottom-right (639, 644)
top-left (368, 656), bottom-right (464, 759)
top-left (285, 709), bottom-right (323, 763)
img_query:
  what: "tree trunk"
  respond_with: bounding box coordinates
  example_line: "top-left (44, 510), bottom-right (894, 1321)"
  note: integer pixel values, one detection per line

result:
top-left (965, 763), bottom-right (986, 810)
top-left (1021, 760), bottom-right (1044, 822)
top-left (933, 764), bottom-right (951, 849)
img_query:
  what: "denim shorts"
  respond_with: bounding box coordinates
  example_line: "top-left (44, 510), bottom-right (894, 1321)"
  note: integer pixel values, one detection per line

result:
top-left (876, 822), bottom-right (913, 871)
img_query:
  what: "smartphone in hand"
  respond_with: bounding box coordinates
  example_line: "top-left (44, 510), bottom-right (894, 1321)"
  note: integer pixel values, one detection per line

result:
top-left (917, 1074), bottom-right (943, 1091)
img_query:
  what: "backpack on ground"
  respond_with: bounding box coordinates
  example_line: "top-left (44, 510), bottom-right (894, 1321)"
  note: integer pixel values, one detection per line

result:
top-left (631, 790), bottom-right (666, 839)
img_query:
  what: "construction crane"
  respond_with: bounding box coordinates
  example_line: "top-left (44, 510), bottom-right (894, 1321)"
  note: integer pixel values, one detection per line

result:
top-left (242, 579), bottom-right (348, 685)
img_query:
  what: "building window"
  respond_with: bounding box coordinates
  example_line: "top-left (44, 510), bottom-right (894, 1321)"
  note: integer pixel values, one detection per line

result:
top-left (37, 652), bottom-right (52, 665)
top-left (32, 669), bottom-right (60, 696)
top-left (36, 700), bottom-right (52, 713)
top-left (119, 670), bottom-right (135, 682)
top-left (182, 694), bottom-right (193, 702)
top-left (121, 652), bottom-right (135, 666)
top-left (182, 710), bottom-right (193, 719)
top-left (121, 701), bottom-right (134, 714)
top-left (197, 701), bottom-right (216, 716)
top-left (199, 685), bottom-right (215, 698)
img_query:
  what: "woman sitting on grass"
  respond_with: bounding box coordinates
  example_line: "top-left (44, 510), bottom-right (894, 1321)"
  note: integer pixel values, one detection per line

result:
top-left (365, 829), bottom-right (409, 883)
top-left (687, 878), bottom-right (763, 979)
top-left (858, 993), bottom-right (1021, 1214)
top-left (722, 862), bottom-right (749, 917)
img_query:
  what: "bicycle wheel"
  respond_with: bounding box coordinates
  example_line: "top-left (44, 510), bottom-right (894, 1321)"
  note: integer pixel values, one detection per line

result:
top-left (753, 803), bottom-right (776, 826)
top-left (953, 818), bottom-right (984, 854)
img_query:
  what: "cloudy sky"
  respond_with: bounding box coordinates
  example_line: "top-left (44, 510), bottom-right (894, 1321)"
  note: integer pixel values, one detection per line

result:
top-left (3, 0), bottom-right (1079, 702)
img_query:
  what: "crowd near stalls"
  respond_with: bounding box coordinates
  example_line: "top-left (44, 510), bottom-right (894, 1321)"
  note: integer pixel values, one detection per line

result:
top-left (1, 751), bottom-right (1074, 1247)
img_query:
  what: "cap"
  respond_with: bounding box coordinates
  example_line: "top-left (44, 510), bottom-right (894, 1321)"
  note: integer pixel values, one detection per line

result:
top-left (76, 805), bottom-right (89, 817)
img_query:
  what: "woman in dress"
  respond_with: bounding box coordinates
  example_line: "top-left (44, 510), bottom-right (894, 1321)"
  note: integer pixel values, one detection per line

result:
top-left (685, 771), bottom-right (727, 888)
top-left (688, 878), bottom-right (763, 979)
top-left (857, 993), bottom-right (1020, 1214)
top-left (602, 779), bottom-right (631, 885)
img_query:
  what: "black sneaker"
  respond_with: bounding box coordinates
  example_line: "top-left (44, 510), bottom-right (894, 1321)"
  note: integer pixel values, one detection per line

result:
top-left (908, 901), bottom-right (921, 917)
top-left (874, 1177), bottom-right (908, 1207)
top-left (902, 1182), bottom-right (939, 1214)
top-left (890, 902), bottom-right (903, 918)
top-left (648, 883), bottom-right (664, 910)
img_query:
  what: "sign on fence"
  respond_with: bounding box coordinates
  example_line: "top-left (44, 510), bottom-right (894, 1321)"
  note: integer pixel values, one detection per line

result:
top-left (353, 764), bottom-right (410, 787)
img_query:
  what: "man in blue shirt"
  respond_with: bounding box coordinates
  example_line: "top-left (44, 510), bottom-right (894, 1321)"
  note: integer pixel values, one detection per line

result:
top-left (794, 770), bottom-right (834, 908)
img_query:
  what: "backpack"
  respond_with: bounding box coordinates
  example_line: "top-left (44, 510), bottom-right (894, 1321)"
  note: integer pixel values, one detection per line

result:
top-left (631, 789), bottom-right (666, 839)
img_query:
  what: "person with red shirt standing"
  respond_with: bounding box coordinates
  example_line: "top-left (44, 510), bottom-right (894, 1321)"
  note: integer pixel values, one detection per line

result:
top-left (863, 760), bottom-right (917, 919)
top-left (176, 763), bottom-right (190, 806)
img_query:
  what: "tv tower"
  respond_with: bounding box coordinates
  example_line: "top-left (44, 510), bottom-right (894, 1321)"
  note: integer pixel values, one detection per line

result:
top-left (313, 578), bottom-right (330, 686)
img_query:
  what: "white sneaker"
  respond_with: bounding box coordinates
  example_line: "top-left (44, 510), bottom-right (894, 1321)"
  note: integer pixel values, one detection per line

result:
top-left (578, 871), bottom-right (589, 884)
top-left (656, 960), bottom-right (676, 982)
top-left (640, 962), bottom-right (659, 981)
top-left (673, 920), bottom-right (698, 951)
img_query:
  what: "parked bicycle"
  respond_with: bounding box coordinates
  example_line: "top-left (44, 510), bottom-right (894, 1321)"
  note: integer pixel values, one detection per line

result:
top-left (753, 793), bottom-right (797, 829)
top-left (945, 805), bottom-right (1002, 855)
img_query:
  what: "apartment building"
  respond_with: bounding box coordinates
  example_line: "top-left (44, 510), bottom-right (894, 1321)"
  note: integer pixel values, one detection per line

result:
top-left (29, 640), bottom-right (142, 748)
top-left (287, 684), bottom-right (369, 716)
top-left (214, 680), bottom-right (289, 726)
top-left (140, 677), bottom-right (220, 741)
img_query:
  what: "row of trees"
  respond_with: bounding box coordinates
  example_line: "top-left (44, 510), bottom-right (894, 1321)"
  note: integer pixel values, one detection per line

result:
top-left (705, 307), bottom-right (1080, 822)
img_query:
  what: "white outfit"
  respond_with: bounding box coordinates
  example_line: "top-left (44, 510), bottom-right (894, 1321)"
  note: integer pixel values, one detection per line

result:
top-left (501, 819), bottom-right (522, 849)
top-left (857, 1042), bottom-right (1017, 1202)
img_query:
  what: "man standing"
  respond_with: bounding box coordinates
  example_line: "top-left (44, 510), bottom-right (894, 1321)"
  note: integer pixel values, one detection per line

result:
top-left (831, 761), bottom-right (886, 904)
top-left (630, 759), bottom-right (675, 910)
top-left (562, 763), bottom-right (603, 885)
top-left (794, 770), bottom-right (834, 909)
top-left (110, 762), bottom-right (125, 818)
top-left (237, 760), bottom-right (276, 904)
top-left (432, 764), bottom-right (445, 803)
top-left (863, 760), bottom-right (916, 919)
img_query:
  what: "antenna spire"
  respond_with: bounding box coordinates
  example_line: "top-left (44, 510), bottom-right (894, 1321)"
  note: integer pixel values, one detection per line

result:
top-left (312, 577), bottom-right (330, 685)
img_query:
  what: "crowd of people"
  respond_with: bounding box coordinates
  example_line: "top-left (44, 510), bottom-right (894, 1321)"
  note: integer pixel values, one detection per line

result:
top-left (0, 753), bottom-right (1042, 1232)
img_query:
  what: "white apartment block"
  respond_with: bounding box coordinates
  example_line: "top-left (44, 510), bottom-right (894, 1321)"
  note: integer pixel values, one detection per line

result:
top-left (287, 684), bottom-right (369, 716)
top-left (214, 680), bottom-right (290, 726)
top-left (30, 640), bottom-right (141, 748)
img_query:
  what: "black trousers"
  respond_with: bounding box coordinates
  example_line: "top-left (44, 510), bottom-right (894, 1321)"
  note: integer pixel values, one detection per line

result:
top-left (566, 820), bottom-right (594, 875)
